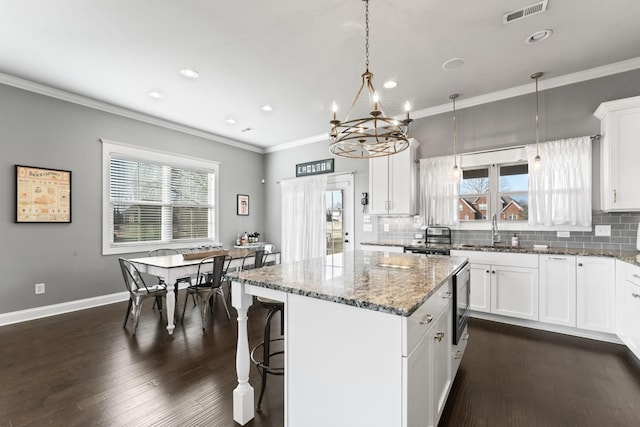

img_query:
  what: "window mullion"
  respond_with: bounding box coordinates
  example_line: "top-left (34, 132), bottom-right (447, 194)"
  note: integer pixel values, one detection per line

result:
top-left (162, 165), bottom-right (172, 242)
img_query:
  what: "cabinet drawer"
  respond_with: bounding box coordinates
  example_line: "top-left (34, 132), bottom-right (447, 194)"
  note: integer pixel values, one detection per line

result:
top-left (402, 280), bottom-right (452, 357)
top-left (451, 250), bottom-right (538, 268)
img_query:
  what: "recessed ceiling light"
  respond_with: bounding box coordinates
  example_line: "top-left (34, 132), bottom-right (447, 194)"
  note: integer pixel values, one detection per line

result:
top-left (383, 81), bottom-right (398, 89)
top-left (261, 104), bottom-right (273, 112)
top-left (442, 58), bottom-right (466, 71)
top-left (148, 91), bottom-right (163, 99)
top-left (226, 118), bottom-right (237, 124)
top-left (179, 68), bottom-right (199, 79)
top-left (526, 29), bottom-right (553, 44)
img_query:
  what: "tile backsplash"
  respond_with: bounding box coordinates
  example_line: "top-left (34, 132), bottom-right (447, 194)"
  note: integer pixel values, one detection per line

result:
top-left (377, 211), bottom-right (640, 252)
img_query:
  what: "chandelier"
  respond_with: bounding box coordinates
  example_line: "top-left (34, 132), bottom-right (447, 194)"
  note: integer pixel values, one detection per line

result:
top-left (329, 0), bottom-right (412, 159)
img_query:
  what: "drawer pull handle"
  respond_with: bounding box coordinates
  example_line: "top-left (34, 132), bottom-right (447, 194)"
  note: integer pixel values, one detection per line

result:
top-left (434, 332), bottom-right (445, 342)
top-left (633, 274), bottom-right (640, 279)
top-left (442, 291), bottom-right (452, 299)
top-left (632, 293), bottom-right (640, 299)
top-left (419, 314), bottom-right (434, 324)
top-left (454, 351), bottom-right (463, 360)
top-left (462, 333), bottom-right (470, 340)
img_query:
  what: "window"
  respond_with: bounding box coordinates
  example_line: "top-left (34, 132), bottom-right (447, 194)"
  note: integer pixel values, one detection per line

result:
top-left (498, 164), bottom-right (528, 221)
top-left (102, 141), bottom-right (219, 254)
top-left (459, 168), bottom-right (489, 221)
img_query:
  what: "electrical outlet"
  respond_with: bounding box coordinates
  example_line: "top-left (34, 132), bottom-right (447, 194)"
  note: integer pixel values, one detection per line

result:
top-left (557, 231), bottom-right (570, 238)
top-left (383, 223), bottom-right (390, 232)
top-left (35, 283), bottom-right (45, 295)
top-left (363, 223), bottom-right (373, 232)
top-left (595, 225), bottom-right (611, 237)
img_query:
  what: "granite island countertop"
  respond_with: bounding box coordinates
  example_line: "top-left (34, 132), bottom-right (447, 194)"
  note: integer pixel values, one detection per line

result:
top-left (361, 241), bottom-right (640, 267)
top-left (226, 251), bottom-right (467, 317)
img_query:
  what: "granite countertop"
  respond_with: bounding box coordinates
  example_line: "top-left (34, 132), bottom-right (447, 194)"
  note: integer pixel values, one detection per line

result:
top-left (361, 241), bottom-right (640, 267)
top-left (226, 251), bottom-right (467, 317)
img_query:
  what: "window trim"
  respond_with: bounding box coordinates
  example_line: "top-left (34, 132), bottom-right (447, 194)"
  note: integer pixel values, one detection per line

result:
top-left (101, 139), bottom-right (220, 255)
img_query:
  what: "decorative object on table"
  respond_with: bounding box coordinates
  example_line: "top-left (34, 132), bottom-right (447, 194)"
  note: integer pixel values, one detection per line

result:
top-left (15, 165), bottom-right (71, 223)
top-left (295, 158), bottom-right (334, 177)
top-left (328, 0), bottom-right (412, 159)
top-left (237, 194), bottom-right (249, 216)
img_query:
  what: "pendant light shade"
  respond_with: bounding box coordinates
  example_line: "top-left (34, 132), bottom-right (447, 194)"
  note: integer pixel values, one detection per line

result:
top-left (531, 72), bottom-right (543, 172)
top-left (449, 93), bottom-right (462, 183)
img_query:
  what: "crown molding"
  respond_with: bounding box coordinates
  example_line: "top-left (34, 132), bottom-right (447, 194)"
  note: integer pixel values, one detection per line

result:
top-left (0, 72), bottom-right (264, 154)
top-left (270, 56), bottom-right (640, 152)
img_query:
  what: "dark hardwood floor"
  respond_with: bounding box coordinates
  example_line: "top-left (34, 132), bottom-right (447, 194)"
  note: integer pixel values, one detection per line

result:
top-left (2, 299), bottom-right (640, 427)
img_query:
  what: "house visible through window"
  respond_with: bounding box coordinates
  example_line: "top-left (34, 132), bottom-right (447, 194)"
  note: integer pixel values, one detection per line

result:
top-left (102, 141), bottom-right (218, 255)
top-left (458, 162), bottom-right (529, 223)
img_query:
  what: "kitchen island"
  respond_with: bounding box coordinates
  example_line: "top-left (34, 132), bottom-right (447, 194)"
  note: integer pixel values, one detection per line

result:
top-left (227, 251), bottom-right (468, 426)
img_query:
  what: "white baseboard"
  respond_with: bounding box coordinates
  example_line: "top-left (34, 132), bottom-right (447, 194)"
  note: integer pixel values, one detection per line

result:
top-left (470, 311), bottom-right (623, 345)
top-left (0, 292), bottom-right (130, 327)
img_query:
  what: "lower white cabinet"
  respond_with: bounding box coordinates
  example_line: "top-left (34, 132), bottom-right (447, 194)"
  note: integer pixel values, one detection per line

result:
top-left (539, 255), bottom-right (577, 327)
top-left (469, 263), bottom-right (491, 313)
top-left (404, 282), bottom-right (452, 427)
top-left (576, 257), bottom-right (616, 333)
top-left (616, 260), bottom-right (640, 360)
top-left (491, 265), bottom-right (539, 321)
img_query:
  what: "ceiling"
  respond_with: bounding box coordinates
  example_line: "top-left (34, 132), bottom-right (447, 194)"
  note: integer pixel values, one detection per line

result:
top-left (2, 0), bottom-right (640, 152)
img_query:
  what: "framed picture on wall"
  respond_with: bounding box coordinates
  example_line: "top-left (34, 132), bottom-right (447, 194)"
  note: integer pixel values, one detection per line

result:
top-left (15, 165), bottom-right (72, 223)
top-left (237, 194), bottom-right (249, 216)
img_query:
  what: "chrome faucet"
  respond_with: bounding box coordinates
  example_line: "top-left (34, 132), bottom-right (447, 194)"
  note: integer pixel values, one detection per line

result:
top-left (491, 214), bottom-right (500, 246)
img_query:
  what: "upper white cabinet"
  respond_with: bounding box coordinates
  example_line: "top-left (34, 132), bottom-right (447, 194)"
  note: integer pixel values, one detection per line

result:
top-left (576, 257), bottom-right (616, 333)
top-left (369, 139), bottom-right (417, 215)
top-left (539, 255), bottom-right (577, 327)
top-left (594, 96), bottom-right (640, 211)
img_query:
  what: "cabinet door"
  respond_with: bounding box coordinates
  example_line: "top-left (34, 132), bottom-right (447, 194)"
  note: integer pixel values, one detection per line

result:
top-left (539, 256), bottom-right (576, 327)
top-left (491, 266), bottom-right (539, 321)
top-left (388, 146), bottom-right (415, 215)
top-left (624, 274), bottom-right (640, 359)
top-left (469, 263), bottom-right (491, 313)
top-left (369, 155), bottom-right (390, 214)
top-left (403, 332), bottom-right (432, 427)
top-left (431, 308), bottom-right (452, 427)
top-left (576, 257), bottom-right (616, 333)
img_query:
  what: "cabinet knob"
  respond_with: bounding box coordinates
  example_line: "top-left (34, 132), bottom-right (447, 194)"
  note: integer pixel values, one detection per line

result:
top-left (434, 332), bottom-right (445, 342)
top-left (492, 270), bottom-right (496, 274)
top-left (454, 350), bottom-right (463, 360)
top-left (419, 313), bottom-right (434, 324)
top-left (633, 274), bottom-right (640, 279)
top-left (485, 270), bottom-right (490, 274)
top-left (462, 333), bottom-right (470, 340)
top-left (578, 263), bottom-right (583, 267)
top-left (632, 293), bottom-right (640, 299)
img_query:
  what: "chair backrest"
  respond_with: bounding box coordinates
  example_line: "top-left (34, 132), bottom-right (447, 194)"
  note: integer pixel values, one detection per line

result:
top-left (242, 249), bottom-right (266, 270)
top-left (118, 258), bottom-right (150, 294)
top-left (261, 244), bottom-right (275, 254)
top-left (148, 248), bottom-right (179, 257)
top-left (196, 254), bottom-right (232, 289)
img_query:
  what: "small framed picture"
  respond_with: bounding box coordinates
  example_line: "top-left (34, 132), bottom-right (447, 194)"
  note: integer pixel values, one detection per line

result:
top-left (15, 165), bottom-right (72, 223)
top-left (237, 194), bottom-right (249, 216)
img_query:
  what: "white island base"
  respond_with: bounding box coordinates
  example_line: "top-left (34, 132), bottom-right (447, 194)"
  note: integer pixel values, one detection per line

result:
top-left (231, 275), bottom-right (456, 427)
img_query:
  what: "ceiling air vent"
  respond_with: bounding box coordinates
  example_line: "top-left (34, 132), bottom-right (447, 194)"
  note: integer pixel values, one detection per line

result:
top-left (503, 0), bottom-right (548, 24)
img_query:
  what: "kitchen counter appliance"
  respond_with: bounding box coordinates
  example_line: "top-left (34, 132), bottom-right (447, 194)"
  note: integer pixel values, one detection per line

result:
top-left (452, 261), bottom-right (470, 345)
top-left (403, 226), bottom-right (452, 255)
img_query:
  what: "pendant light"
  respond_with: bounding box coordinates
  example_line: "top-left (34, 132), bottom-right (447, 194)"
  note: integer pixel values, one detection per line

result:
top-left (449, 93), bottom-right (462, 183)
top-left (329, 0), bottom-right (413, 158)
top-left (531, 72), bottom-right (543, 171)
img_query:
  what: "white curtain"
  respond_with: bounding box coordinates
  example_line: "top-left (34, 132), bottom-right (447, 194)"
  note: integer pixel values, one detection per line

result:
top-left (526, 136), bottom-right (592, 227)
top-left (281, 175), bottom-right (327, 263)
top-left (419, 155), bottom-right (459, 226)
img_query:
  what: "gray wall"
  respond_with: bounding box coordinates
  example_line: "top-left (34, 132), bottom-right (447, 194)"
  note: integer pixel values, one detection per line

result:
top-left (0, 83), bottom-right (264, 313)
top-left (263, 69), bottom-right (640, 250)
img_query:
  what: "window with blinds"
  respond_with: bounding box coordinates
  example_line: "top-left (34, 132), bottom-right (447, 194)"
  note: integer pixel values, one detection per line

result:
top-left (102, 141), bottom-right (218, 254)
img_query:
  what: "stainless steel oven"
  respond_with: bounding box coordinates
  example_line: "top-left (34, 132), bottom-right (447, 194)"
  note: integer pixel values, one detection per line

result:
top-left (452, 261), bottom-right (470, 345)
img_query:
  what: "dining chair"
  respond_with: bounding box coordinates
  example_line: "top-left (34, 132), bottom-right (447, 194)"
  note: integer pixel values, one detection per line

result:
top-left (241, 249), bottom-right (267, 271)
top-left (182, 254), bottom-right (232, 330)
top-left (119, 258), bottom-right (168, 336)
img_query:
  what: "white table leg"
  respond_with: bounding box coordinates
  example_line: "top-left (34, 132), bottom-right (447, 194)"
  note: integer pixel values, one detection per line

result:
top-left (165, 282), bottom-right (176, 335)
top-left (232, 280), bottom-right (255, 425)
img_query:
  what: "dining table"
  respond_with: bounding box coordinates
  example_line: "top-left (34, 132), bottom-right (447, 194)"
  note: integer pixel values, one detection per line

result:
top-left (127, 248), bottom-right (281, 335)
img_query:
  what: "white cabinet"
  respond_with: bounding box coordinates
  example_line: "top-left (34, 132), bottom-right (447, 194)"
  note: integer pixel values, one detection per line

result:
top-left (616, 260), bottom-right (640, 360)
top-left (452, 250), bottom-right (539, 321)
top-left (539, 255), bottom-right (577, 327)
top-left (594, 96), bottom-right (640, 212)
top-left (469, 263), bottom-right (491, 313)
top-left (576, 257), bottom-right (616, 333)
top-left (404, 280), bottom-right (452, 427)
top-left (369, 139), bottom-right (417, 215)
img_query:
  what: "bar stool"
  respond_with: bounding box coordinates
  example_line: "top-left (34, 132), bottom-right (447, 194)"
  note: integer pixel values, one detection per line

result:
top-left (242, 248), bottom-right (284, 411)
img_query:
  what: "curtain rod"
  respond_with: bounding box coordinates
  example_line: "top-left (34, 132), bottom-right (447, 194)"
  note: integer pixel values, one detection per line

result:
top-left (276, 170), bottom-right (354, 184)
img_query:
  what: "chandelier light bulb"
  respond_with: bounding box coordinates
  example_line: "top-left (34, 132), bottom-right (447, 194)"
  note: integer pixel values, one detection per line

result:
top-left (450, 164), bottom-right (462, 183)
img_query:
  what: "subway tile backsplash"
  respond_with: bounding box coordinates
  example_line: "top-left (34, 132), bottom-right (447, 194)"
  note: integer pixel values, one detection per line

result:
top-left (376, 211), bottom-right (640, 252)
